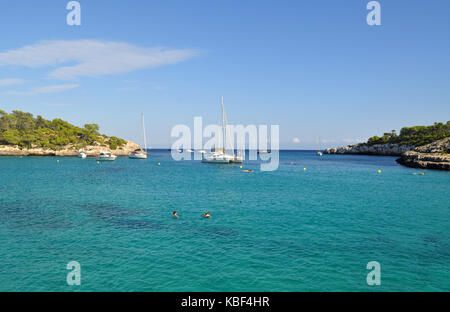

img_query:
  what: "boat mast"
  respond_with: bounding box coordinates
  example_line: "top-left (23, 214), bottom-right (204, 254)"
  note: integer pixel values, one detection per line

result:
top-left (221, 96), bottom-right (226, 152)
top-left (142, 112), bottom-right (147, 151)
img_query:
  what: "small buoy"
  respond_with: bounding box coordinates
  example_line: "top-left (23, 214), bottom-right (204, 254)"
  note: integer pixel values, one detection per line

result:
top-left (97, 161), bottom-right (100, 164)
top-left (240, 166), bottom-right (243, 169)
top-left (158, 163), bottom-right (161, 166)
top-left (378, 170), bottom-right (382, 173)
top-left (57, 160), bottom-right (60, 163)
top-left (303, 168), bottom-right (306, 171)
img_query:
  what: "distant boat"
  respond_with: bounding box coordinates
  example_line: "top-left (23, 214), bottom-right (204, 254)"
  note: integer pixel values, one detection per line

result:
top-left (317, 137), bottom-right (323, 156)
top-left (129, 113), bottom-right (148, 159)
top-left (129, 149), bottom-right (147, 159)
top-left (202, 96), bottom-right (243, 164)
top-left (258, 150), bottom-right (269, 154)
top-left (98, 152), bottom-right (117, 161)
top-left (78, 152), bottom-right (87, 159)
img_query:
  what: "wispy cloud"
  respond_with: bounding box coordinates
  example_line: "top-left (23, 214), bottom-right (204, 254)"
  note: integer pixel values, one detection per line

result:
top-left (0, 78), bottom-right (26, 87)
top-left (0, 40), bottom-right (201, 80)
top-left (4, 84), bottom-right (79, 95)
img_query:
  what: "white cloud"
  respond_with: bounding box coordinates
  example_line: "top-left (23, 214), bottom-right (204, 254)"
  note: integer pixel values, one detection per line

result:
top-left (4, 84), bottom-right (79, 95)
top-left (292, 137), bottom-right (301, 144)
top-left (0, 40), bottom-right (201, 80)
top-left (0, 78), bottom-right (25, 86)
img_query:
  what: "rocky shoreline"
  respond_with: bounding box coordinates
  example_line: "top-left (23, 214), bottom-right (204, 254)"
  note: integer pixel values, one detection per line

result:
top-left (324, 143), bottom-right (415, 156)
top-left (325, 138), bottom-right (450, 171)
top-left (396, 138), bottom-right (450, 170)
top-left (0, 141), bottom-right (140, 157)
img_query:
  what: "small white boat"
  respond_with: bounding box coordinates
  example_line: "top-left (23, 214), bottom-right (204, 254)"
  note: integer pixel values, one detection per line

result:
top-left (129, 113), bottom-right (148, 159)
top-left (129, 149), bottom-right (147, 159)
top-left (198, 150), bottom-right (207, 154)
top-left (78, 152), bottom-right (87, 159)
top-left (317, 137), bottom-right (323, 156)
top-left (186, 149), bottom-right (194, 153)
top-left (98, 152), bottom-right (117, 161)
top-left (202, 152), bottom-right (239, 164)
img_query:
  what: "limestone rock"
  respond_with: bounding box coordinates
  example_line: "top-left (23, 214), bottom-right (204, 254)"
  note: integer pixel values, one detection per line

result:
top-left (0, 141), bottom-right (140, 157)
top-left (396, 137), bottom-right (450, 171)
top-left (324, 143), bottom-right (414, 156)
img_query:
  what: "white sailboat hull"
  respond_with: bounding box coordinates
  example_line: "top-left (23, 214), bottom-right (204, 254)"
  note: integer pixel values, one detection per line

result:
top-left (129, 113), bottom-right (149, 160)
top-left (129, 153), bottom-right (147, 159)
top-left (201, 96), bottom-right (244, 165)
top-left (202, 153), bottom-right (243, 164)
top-left (97, 152), bottom-right (117, 161)
top-left (97, 156), bottom-right (117, 161)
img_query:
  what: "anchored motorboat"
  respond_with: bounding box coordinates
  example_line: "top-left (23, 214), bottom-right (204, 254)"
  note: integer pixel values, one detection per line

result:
top-left (98, 152), bottom-right (117, 161)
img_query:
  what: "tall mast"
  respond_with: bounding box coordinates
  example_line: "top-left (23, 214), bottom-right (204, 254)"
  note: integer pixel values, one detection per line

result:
top-left (221, 96), bottom-right (226, 152)
top-left (142, 112), bottom-right (147, 151)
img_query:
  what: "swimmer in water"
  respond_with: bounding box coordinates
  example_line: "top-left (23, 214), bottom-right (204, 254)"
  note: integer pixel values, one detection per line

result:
top-left (203, 212), bottom-right (211, 218)
top-left (173, 211), bottom-right (179, 218)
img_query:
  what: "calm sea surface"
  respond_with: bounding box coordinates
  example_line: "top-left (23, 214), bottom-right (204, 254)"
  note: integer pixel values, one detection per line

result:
top-left (0, 150), bottom-right (449, 291)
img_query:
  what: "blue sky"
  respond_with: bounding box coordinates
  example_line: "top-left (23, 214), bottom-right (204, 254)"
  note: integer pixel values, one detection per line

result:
top-left (0, 0), bottom-right (449, 148)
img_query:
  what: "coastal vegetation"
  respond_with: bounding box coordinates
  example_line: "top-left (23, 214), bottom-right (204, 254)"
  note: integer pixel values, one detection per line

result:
top-left (0, 109), bottom-right (127, 150)
top-left (367, 121), bottom-right (450, 148)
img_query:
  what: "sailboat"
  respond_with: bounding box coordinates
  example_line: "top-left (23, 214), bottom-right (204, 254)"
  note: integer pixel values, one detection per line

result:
top-left (317, 137), bottom-right (323, 156)
top-left (129, 113), bottom-right (148, 159)
top-left (202, 96), bottom-right (243, 164)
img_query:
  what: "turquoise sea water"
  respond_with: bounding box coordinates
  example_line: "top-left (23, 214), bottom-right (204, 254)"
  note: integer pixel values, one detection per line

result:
top-left (0, 151), bottom-right (449, 292)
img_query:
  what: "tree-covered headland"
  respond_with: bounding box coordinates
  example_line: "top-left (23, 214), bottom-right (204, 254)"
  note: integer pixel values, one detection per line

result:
top-left (367, 121), bottom-right (450, 147)
top-left (0, 109), bottom-right (127, 150)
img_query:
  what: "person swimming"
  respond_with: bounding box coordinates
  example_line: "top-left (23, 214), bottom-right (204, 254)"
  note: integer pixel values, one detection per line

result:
top-left (203, 212), bottom-right (211, 218)
top-left (173, 211), bottom-right (179, 218)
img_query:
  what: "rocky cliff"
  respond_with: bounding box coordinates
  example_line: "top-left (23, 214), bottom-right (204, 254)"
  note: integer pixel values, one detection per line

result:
top-left (324, 143), bottom-right (415, 156)
top-left (396, 137), bottom-right (450, 170)
top-left (0, 141), bottom-right (140, 157)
